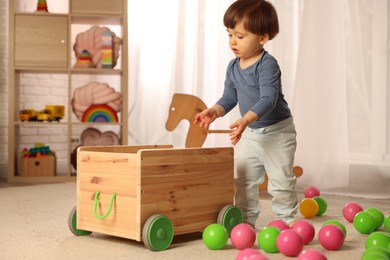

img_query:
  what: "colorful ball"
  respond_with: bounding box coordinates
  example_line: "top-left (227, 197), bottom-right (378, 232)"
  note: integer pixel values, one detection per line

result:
top-left (313, 196), bottom-right (327, 216)
top-left (304, 186), bottom-right (320, 198)
top-left (299, 198), bottom-right (319, 218)
top-left (298, 249), bottom-right (327, 260)
top-left (366, 208), bottom-right (385, 230)
top-left (291, 219), bottom-right (315, 245)
top-left (235, 248), bottom-right (268, 260)
top-left (362, 246), bottom-right (390, 260)
top-left (276, 229), bottom-right (304, 257)
top-left (323, 219), bottom-right (347, 238)
top-left (257, 226), bottom-right (280, 253)
top-left (365, 231), bottom-right (390, 250)
top-left (318, 224), bottom-right (345, 250)
top-left (354, 211), bottom-right (377, 234)
top-left (384, 214), bottom-right (390, 232)
top-left (202, 223), bottom-right (228, 250)
top-left (267, 219), bottom-right (290, 231)
top-left (230, 223), bottom-right (256, 250)
top-left (342, 202), bottom-right (364, 222)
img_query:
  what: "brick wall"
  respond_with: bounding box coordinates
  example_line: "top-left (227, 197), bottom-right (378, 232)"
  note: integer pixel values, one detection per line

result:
top-left (17, 72), bottom-right (69, 174)
top-left (0, 0), bottom-right (8, 178)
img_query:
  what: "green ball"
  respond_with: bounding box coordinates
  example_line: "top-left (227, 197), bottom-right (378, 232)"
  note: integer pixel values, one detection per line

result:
top-left (365, 231), bottom-right (390, 249)
top-left (202, 223), bottom-right (228, 250)
top-left (313, 196), bottom-right (327, 216)
top-left (323, 219), bottom-right (347, 237)
top-left (366, 208), bottom-right (385, 230)
top-left (354, 211), bottom-right (377, 234)
top-left (383, 214), bottom-right (390, 233)
top-left (361, 251), bottom-right (389, 260)
top-left (362, 246), bottom-right (390, 259)
top-left (257, 226), bottom-right (280, 253)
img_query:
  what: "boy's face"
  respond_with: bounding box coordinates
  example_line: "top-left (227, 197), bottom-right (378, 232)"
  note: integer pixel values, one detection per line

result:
top-left (227, 21), bottom-right (266, 62)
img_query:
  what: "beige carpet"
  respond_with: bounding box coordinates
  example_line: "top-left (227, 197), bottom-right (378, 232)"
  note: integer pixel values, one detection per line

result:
top-left (0, 182), bottom-right (389, 260)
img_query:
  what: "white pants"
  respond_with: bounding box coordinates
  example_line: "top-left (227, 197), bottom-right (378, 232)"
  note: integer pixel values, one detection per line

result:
top-left (235, 117), bottom-right (298, 225)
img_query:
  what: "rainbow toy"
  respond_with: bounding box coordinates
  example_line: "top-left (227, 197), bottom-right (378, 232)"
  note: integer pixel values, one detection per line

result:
top-left (74, 50), bottom-right (95, 68)
top-left (81, 104), bottom-right (118, 123)
top-left (36, 0), bottom-right (48, 12)
top-left (101, 31), bottom-right (113, 68)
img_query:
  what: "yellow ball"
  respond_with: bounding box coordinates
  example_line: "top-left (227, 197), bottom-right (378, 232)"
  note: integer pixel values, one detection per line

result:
top-left (299, 198), bottom-right (319, 218)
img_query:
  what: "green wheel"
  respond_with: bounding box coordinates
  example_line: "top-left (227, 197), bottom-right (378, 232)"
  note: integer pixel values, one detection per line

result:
top-left (68, 206), bottom-right (92, 236)
top-left (217, 205), bottom-right (243, 236)
top-left (142, 214), bottom-right (174, 251)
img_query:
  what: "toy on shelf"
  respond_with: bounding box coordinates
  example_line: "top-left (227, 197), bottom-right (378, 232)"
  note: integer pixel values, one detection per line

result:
top-left (37, 105), bottom-right (65, 122)
top-left (21, 143), bottom-right (56, 159)
top-left (36, 0), bottom-right (48, 12)
top-left (71, 82), bottom-right (122, 121)
top-left (81, 104), bottom-right (118, 123)
top-left (73, 26), bottom-right (122, 69)
top-left (80, 127), bottom-right (120, 146)
top-left (19, 109), bottom-right (38, 122)
top-left (20, 143), bottom-right (56, 177)
top-left (19, 105), bottom-right (64, 122)
top-left (74, 50), bottom-right (95, 68)
top-left (101, 31), bottom-right (113, 68)
top-left (70, 127), bottom-right (121, 170)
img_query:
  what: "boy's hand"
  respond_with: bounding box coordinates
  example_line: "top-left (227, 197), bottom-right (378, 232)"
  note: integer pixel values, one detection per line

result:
top-left (229, 117), bottom-right (249, 145)
top-left (194, 108), bottom-right (218, 129)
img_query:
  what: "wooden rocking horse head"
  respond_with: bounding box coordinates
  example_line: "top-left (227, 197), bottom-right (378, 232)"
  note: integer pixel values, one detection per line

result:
top-left (165, 93), bottom-right (208, 147)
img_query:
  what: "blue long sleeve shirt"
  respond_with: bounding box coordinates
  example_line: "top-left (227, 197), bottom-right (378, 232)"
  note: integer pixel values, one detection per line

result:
top-left (216, 51), bottom-right (292, 129)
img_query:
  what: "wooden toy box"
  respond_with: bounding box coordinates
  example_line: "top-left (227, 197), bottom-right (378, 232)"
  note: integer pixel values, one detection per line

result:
top-left (76, 145), bottom-right (235, 244)
top-left (20, 157), bottom-right (56, 176)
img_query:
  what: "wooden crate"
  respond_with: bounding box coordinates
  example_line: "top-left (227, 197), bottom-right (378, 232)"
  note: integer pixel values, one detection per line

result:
top-left (20, 157), bottom-right (56, 176)
top-left (76, 145), bottom-right (234, 242)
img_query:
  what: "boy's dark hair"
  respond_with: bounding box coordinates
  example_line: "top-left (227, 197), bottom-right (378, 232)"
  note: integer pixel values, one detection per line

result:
top-left (223, 0), bottom-right (279, 40)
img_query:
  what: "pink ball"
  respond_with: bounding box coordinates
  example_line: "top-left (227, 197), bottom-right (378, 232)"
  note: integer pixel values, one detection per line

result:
top-left (235, 248), bottom-right (268, 260)
top-left (267, 219), bottom-right (290, 231)
top-left (298, 249), bottom-right (327, 260)
top-left (342, 202), bottom-right (364, 222)
top-left (291, 219), bottom-right (315, 245)
top-left (276, 229), bottom-right (304, 257)
top-left (304, 186), bottom-right (320, 198)
top-left (318, 224), bottom-right (345, 250)
top-left (230, 223), bottom-right (256, 250)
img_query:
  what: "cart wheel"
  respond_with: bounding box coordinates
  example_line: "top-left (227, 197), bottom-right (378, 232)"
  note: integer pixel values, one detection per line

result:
top-left (142, 214), bottom-right (174, 251)
top-left (68, 206), bottom-right (92, 236)
top-left (217, 205), bottom-right (243, 236)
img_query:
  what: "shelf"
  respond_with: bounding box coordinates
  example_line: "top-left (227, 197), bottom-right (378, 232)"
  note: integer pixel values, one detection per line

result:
top-left (15, 122), bottom-right (68, 126)
top-left (14, 12), bottom-right (68, 18)
top-left (9, 0), bottom-right (128, 183)
top-left (71, 68), bottom-right (123, 75)
top-left (15, 67), bottom-right (69, 73)
top-left (70, 0), bottom-right (125, 15)
top-left (70, 15), bottom-right (123, 25)
top-left (71, 122), bottom-right (123, 126)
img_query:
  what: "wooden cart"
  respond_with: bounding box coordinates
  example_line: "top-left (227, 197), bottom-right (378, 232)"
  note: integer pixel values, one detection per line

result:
top-left (68, 145), bottom-right (242, 251)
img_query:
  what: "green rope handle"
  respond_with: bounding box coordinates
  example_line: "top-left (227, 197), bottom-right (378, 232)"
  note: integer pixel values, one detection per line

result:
top-left (94, 191), bottom-right (117, 220)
